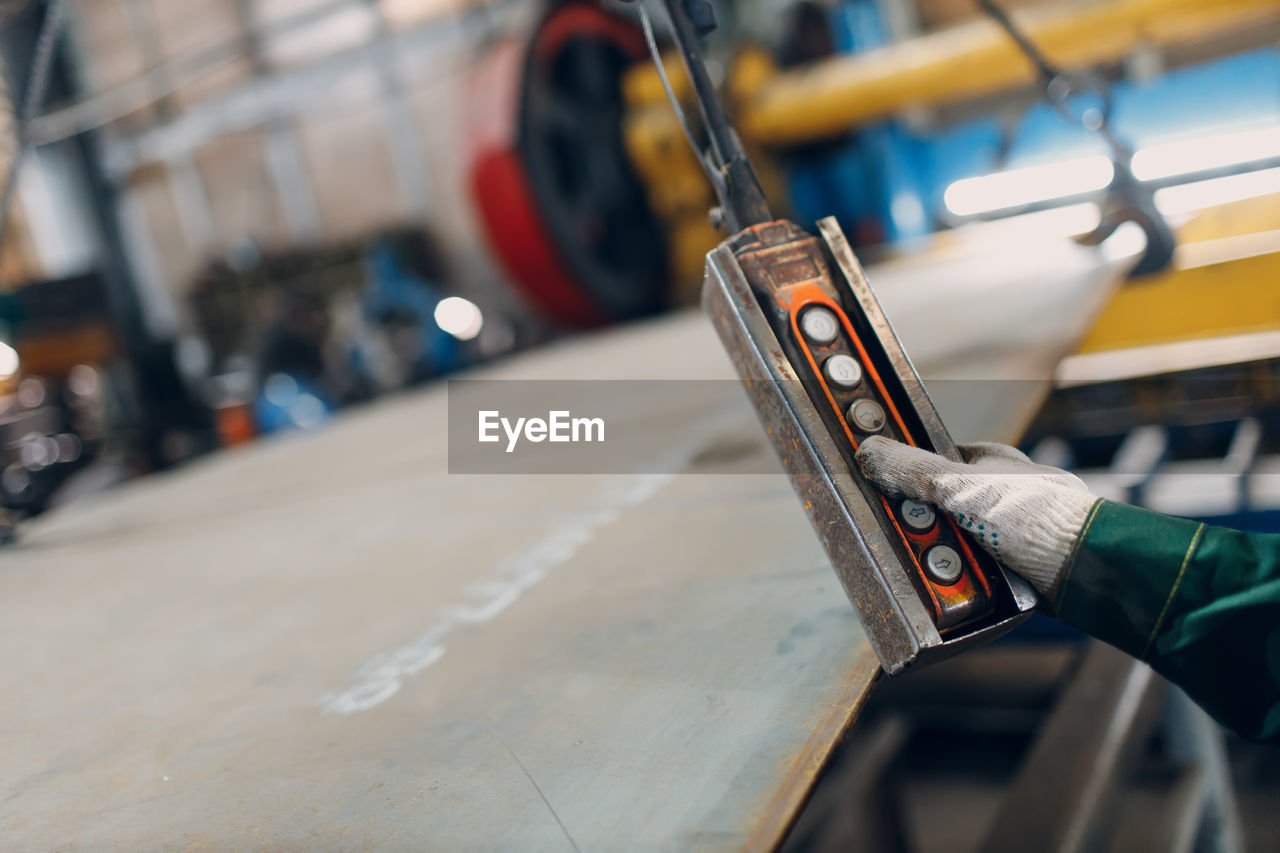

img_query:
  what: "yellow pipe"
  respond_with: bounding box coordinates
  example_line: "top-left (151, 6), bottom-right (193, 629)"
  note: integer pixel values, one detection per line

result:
top-left (619, 0), bottom-right (1280, 297)
top-left (742, 0), bottom-right (1280, 145)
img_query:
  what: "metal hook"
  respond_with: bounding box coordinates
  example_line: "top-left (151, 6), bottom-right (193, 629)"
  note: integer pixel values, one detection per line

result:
top-left (1076, 154), bottom-right (1177, 278)
top-left (979, 0), bottom-right (1176, 279)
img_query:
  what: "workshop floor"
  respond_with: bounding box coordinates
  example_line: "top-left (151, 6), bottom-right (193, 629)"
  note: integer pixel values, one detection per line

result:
top-left (783, 641), bottom-right (1280, 853)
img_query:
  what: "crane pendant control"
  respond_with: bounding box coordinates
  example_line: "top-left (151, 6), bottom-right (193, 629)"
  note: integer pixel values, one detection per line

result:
top-left (634, 0), bottom-right (1037, 671)
top-left (703, 217), bottom-right (1037, 672)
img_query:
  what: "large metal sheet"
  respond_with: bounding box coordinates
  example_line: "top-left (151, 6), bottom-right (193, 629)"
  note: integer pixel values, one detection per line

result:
top-left (0, 313), bottom-right (878, 850)
top-left (0, 247), bottom-right (1116, 848)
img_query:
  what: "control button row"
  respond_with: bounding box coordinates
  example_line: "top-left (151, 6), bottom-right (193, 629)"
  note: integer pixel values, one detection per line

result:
top-left (799, 307), bottom-right (880, 435)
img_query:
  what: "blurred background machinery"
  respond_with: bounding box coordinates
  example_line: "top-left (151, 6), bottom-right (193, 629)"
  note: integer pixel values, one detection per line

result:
top-left (1, 0), bottom-right (1278, 515)
top-left (1, 0), bottom-right (1279, 848)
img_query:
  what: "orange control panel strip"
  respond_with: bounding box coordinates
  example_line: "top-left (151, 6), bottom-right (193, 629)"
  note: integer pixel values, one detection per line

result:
top-left (784, 289), bottom-right (993, 625)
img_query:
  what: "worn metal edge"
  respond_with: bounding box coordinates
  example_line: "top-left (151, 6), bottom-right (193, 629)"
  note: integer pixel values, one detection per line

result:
top-left (741, 646), bottom-right (884, 853)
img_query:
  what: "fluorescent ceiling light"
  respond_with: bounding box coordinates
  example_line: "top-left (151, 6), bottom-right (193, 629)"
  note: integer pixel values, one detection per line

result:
top-left (945, 124), bottom-right (1280, 218)
top-left (943, 156), bottom-right (1113, 216)
top-left (1154, 167), bottom-right (1280, 215)
top-left (1132, 126), bottom-right (1280, 181)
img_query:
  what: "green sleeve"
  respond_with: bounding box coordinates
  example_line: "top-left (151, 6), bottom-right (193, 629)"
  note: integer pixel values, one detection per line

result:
top-left (1055, 499), bottom-right (1280, 742)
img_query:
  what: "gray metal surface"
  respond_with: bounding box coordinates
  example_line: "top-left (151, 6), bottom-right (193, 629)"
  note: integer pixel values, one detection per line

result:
top-left (0, 290), bottom-right (1112, 849)
top-left (0, 313), bottom-right (880, 851)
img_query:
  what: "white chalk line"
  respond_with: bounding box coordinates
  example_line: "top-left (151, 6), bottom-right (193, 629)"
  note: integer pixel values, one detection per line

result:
top-left (319, 408), bottom-right (743, 715)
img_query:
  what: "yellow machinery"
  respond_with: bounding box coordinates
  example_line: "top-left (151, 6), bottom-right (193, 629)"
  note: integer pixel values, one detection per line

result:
top-left (619, 0), bottom-right (1280, 355)
top-left (1077, 194), bottom-right (1280, 353)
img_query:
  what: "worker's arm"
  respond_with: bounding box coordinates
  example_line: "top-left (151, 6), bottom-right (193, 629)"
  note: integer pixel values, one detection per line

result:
top-left (855, 436), bottom-right (1280, 742)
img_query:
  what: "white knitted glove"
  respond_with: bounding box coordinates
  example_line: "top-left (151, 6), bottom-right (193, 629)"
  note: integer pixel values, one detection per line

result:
top-left (855, 436), bottom-right (1100, 602)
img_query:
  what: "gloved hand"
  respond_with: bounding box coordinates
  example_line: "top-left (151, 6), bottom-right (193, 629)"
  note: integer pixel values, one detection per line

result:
top-left (854, 436), bottom-right (1101, 603)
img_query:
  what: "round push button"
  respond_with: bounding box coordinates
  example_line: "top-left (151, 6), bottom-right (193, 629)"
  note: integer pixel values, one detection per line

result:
top-left (847, 399), bottom-right (886, 434)
top-left (924, 545), bottom-right (963, 585)
top-left (900, 499), bottom-right (936, 532)
top-left (799, 307), bottom-right (840, 344)
top-left (824, 354), bottom-right (863, 388)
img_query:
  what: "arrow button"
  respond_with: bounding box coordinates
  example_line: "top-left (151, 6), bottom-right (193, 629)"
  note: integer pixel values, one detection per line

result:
top-left (925, 545), bottom-right (963, 585)
top-left (900, 499), bottom-right (936, 532)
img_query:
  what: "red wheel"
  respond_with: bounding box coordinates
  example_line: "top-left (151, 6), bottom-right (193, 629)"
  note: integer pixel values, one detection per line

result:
top-left (465, 4), bottom-right (667, 327)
